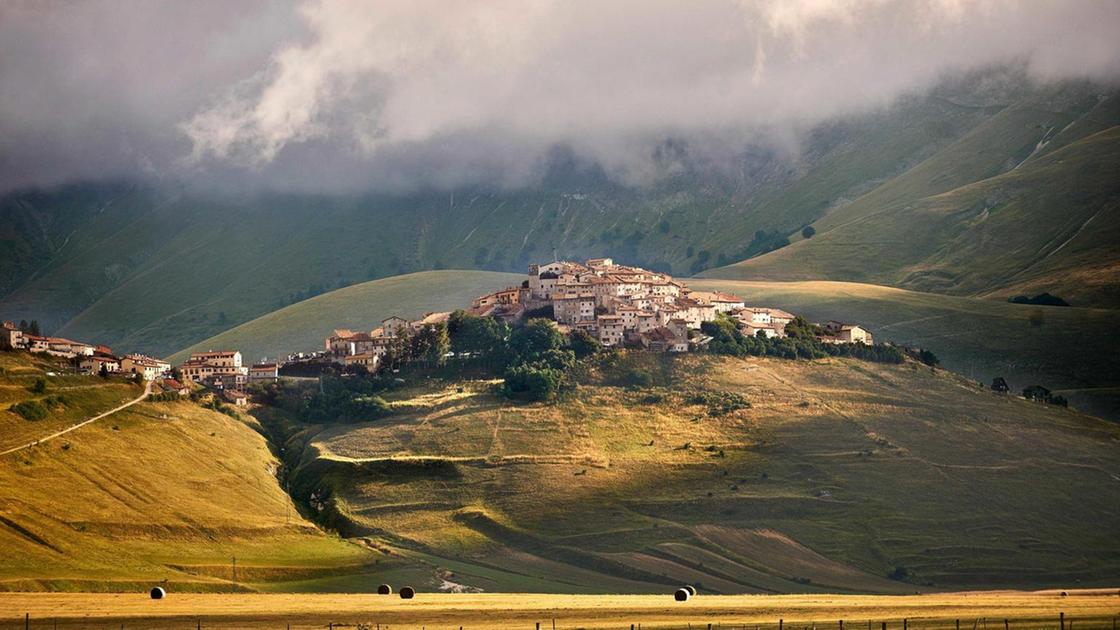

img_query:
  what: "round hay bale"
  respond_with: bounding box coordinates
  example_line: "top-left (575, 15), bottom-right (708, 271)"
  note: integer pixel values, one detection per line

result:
top-left (377, 583), bottom-right (393, 595)
top-left (400, 586), bottom-right (416, 599)
top-left (149, 587), bottom-right (166, 600)
top-left (674, 588), bottom-right (691, 602)
top-left (683, 585), bottom-right (697, 596)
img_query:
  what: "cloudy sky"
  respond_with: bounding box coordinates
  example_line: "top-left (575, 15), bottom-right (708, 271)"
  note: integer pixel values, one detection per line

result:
top-left (2, 0), bottom-right (1119, 193)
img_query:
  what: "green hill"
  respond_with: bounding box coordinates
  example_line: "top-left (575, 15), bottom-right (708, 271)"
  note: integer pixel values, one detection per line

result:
top-left (5, 73), bottom-right (1116, 356)
top-left (277, 353), bottom-right (1120, 593)
top-left (688, 279), bottom-right (1120, 421)
top-left (171, 270), bottom-right (1120, 421)
top-left (702, 100), bottom-right (1120, 307)
top-left (0, 352), bottom-right (374, 591)
top-left (169, 270), bottom-right (522, 364)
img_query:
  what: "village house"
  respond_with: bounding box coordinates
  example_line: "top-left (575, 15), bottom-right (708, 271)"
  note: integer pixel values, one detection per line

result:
top-left (819, 322), bottom-right (874, 344)
top-left (119, 354), bottom-right (171, 380)
top-left (342, 352), bottom-right (381, 370)
top-left (0, 321), bottom-right (25, 350)
top-left (160, 378), bottom-right (191, 396)
top-left (179, 350), bottom-right (246, 383)
top-left (685, 291), bottom-right (746, 313)
top-left (596, 315), bottom-right (625, 347)
top-left (79, 354), bottom-right (120, 375)
top-left (249, 361), bottom-right (280, 382)
top-left (223, 389), bottom-right (249, 406)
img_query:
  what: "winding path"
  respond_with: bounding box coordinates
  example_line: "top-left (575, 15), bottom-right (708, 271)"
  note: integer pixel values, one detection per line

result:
top-left (0, 379), bottom-right (153, 456)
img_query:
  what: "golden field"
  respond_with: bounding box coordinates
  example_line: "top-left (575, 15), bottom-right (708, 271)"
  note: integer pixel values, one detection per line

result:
top-left (2, 590), bottom-right (1118, 630)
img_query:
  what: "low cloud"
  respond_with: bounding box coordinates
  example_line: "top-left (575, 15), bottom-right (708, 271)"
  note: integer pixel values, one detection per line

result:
top-left (3, 0), bottom-right (1119, 193)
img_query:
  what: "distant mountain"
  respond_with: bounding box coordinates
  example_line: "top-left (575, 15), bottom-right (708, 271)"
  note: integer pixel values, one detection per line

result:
top-left (2, 70), bottom-right (1117, 356)
top-left (702, 90), bottom-right (1120, 307)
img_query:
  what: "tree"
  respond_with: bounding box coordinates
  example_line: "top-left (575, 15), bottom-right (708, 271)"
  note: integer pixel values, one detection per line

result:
top-left (448, 310), bottom-right (509, 363)
top-left (98, 363), bottom-right (110, 379)
top-left (509, 318), bottom-right (564, 364)
top-left (30, 377), bottom-right (47, 394)
top-left (502, 365), bottom-right (563, 401)
top-left (801, 225), bottom-right (816, 238)
top-left (410, 323), bottom-right (450, 366)
top-left (917, 349), bottom-right (939, 367)
top-left (28, 320), bottom-right (41, 336)
top-left (18, 320), bottom-right (28, 333)
top-left (568, 329), bottom-right (600, 359)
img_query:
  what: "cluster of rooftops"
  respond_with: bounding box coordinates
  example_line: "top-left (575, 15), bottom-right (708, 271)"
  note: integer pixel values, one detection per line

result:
top-left (323, 257), bottom-right (873, 367)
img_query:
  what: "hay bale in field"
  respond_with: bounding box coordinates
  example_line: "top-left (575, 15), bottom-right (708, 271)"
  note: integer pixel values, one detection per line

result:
top-left (377, 584), bottom-right (393, 595)
top-left (149, 587), bottom-right (166, 600)
top-left (674, 588), bottom-right (690, 602)
top-left (683, 585), bottom-right (697, 596)
top-left (400, 586), bottom-right (416, 599)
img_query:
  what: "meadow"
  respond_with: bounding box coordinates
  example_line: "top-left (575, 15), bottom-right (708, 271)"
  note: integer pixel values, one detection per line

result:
top-left (168, 270), bottom-right (522, 364)
top-left (0, 353), bottom-right (374, 592)
top-left (1, 590), bottom-right (1116, 630)
top-left (279, 354), bottom-right (1120, 594)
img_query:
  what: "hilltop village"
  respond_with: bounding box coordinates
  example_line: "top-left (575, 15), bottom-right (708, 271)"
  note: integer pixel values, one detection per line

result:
top-left (323, 258), bottom-right (872, 372)
top-left (1, 257), bottom-right (875, 402)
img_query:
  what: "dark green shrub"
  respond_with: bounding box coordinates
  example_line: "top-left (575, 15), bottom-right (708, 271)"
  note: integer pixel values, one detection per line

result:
top-left (502, 366), bottom-right (563, 401)
top-left (12, 400), bottom-right (48, 421)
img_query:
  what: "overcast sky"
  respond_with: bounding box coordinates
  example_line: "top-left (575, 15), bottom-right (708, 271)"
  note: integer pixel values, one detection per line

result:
top-left (2, 0), bottom-right (1119, 194)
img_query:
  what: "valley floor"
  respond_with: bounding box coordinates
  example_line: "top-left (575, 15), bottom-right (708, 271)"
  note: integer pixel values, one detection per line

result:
top-left (2, 590), bottom-right (1117, 630)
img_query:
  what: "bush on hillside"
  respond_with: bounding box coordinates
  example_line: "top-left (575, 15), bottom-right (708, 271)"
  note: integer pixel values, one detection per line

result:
top-left (11, 400), bottom-right (48, 421)
top-left (30, 378), bottom-right (47, 394)
top-left (1009, 292), bottom-right (1069, 307)
top-left (568, 329), bottom-right (601, 359)
top-left (801, 225), bottom-right (816, 238)
top-left (502, 365), bottom-right (564, 401)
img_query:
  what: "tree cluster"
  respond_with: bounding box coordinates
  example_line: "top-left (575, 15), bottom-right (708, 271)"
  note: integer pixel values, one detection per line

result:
top-left (701, 315), bottom-right (904, 364)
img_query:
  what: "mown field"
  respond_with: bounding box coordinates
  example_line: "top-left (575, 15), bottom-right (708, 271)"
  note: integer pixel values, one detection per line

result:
top-left (0, 353), bottom-right (374, 592)
top-left (3, 590), bottom-right (1118, 630)
top-left (688, 279), bottom-right (1120, 421)
top-left (281, 354), bottom-right (1120, 595)
top-left (168, 270), bottom-right (522, 364)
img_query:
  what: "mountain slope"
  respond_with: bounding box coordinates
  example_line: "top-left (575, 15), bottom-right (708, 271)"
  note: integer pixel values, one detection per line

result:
top-left (702, 98), bottom-right (1120, 307)
top-left (285, 354), bottom-right (1120, 591)
top-left (6, 73), bottom-right (1116, 355)
top-left (168, 270), bottom-right (522, 364)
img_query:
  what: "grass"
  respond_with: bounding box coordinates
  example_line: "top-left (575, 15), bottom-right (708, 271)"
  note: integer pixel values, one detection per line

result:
top-left (686, 279), bottom-right (1120, 421)
top-left (168, 270), bottom-right (523, 364)
top-left (702, 121), bottom-right (1120, 308)
top-left (282, 354), bottom-right (1120, 594)
top-left (1, 589), bottom-right (1116, 630)
top-left (0, 351), bottom-right (142, 452)
top-left (0, 354), bottom-right (374, 592)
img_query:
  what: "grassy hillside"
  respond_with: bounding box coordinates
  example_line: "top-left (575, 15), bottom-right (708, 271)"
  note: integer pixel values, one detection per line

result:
top-left (6, 73), bottom-right (1114, 356)
top-left (282, 354), bottom-right (1120, 593)
top-left (702, 99), bottom-right (1120, 307)
top-left (169, 270), bottom-right (522, 364)
top-left (689, 279), bottom-right (1120, 421)
top-left (0, 352), bottom-right (375, 591)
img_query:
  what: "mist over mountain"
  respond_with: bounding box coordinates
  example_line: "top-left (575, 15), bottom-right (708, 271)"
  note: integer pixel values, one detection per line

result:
top-left (3, 1), bottom-right (1119, 194)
